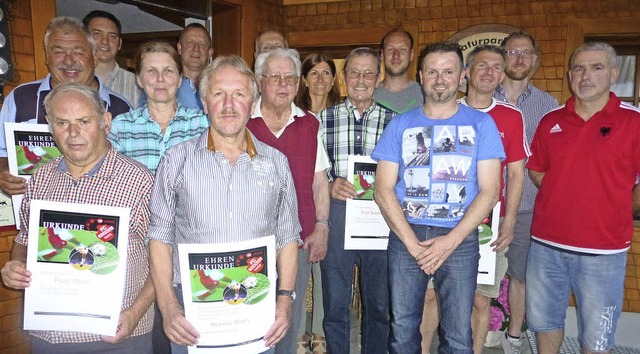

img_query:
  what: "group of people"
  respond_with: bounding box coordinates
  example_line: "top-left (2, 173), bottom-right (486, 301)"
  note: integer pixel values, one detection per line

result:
top-left (0, 9), bottom-right (638, 354)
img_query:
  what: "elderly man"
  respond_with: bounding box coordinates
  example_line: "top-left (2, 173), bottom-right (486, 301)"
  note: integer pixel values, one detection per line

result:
top-left (493, 31), bottom-right (559, 353)
top-left (0, 82), bottom-right (155, 353)
top-left (373, 42), bottom-right (504, 353)
top-left (247, 48), bottom-right (330, 354)
top-left (319, 47), bottom-right (395, 354)
top-left (526, 42), bottom-right (640, 354)
top-left (254, 30), bottom-right (287, 59)
top-left (374, 29), bottom-right (423, 114)
top-left (148, 55), bottom-right (301, 354)
top-left (83, 10), bottom-right (141, 108)
top-left (0, 16), bottom-right (131, 196)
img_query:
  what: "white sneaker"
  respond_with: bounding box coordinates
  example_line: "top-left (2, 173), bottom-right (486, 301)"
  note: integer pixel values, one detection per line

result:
top-left (499, 331), bottom-right (522, 354)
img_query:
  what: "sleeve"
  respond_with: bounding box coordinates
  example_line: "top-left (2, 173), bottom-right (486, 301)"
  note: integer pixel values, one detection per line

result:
top-left (0, 91), bottom-right (18, 157)
top-left (130, 172), bottom-right (153, 244)
top-left (314, 131), bottom-right (331, 173)
top-left (146, 149), bottom-right (183, 245)
top-left (476, 114), bottom-right (506, 161)
top-left (107, 115), bottom-right (121, 152)
top-left (504, 110), bottom-right (530, 163)
top-left (275, 154), bottom-right (303, 249)
top-left (371, 118), bottom-right (403, 164)
top-left (15, 167), bottom-right (39, 245)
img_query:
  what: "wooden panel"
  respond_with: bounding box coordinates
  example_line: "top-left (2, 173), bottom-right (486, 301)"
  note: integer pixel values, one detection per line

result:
top-left (30, 0), bottom-right (56, 79)
top-left (212, 2), bottom-right (240, 57)
top-left (288, 27), bottom-right (392, 48)
top-left (283, 0), bottom-right (342, 4)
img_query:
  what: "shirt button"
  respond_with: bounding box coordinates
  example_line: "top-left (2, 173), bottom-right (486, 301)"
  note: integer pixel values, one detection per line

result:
top-left (258, 181), bottom-right (263, 186)
top-left (229, 184), bottom-right (232, 190)
top-left (229, 212), bottom-right (233, 218)
top-left (269, 181), bottom-right (274, 187)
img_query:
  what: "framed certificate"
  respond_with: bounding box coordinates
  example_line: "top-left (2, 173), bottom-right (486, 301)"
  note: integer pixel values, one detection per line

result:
top-left (4, 123), bottom-right (61, 229)
top-left (477, 202), bottom-right (500, 285)
top-left (178, 235), bottom-right (277, 353)
top-left (23, 200), bottom-right (130, 336)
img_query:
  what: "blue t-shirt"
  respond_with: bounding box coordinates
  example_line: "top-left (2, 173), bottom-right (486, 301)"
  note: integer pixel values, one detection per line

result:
top-left (372, 104), bottom-right (505, 228)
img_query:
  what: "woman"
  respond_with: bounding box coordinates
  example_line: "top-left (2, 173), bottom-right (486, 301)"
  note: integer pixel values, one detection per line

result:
top-left (296, 52), bottom-right (340, 116)
top-left (294, 52), bottom-right (340, 354)
top-left (109, 41), bottom-right (209, 173)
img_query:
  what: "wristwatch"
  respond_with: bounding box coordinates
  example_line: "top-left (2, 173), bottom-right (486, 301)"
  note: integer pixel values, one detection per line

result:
top-left (277, 289), bottom-right (296, 302)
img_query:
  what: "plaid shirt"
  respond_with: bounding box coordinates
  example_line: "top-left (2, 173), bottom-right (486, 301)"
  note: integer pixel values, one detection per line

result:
top-left (15, 147), bottom-right (154, 344)
top-left (108, 105), bottom-right (210, 173)
top-left (320, 98), bottom-right (396, 179)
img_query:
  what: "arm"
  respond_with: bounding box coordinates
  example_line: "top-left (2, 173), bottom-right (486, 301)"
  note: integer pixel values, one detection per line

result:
top-left (303, 171), bottom-right (330, 262)
top-left (0, 243), bottom-right (30, 289)
top-left (492, 159), bottom-right (525, 252)
top-left (330, 177), bottom-right (357, 201)
top-left (374, 160), bottom-right (428, 261)
top-left (420, 158), bottom-right (501, 274)
top-left (0, 157), bottom-right (27, 195)
top-left (104, 276), bottom-right (155, 344)
top-left (264, 240), bottom-right (298, 348)
top-left (529, 169), bottom-right (545, 189)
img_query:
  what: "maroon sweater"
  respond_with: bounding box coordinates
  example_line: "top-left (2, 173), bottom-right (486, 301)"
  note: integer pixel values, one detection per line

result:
top-left (247, 112), bottom-right (319, 241)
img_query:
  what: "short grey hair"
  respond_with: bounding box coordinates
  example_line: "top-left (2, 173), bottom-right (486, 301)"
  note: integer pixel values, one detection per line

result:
top-left (570, 42), bottom-right (618, 69)
top-left (199, 55), bottom-right (259, 101)
top-left (254, 48), bottom-right (302, 77)
top-left (44, 83), bottom-right (107, 129)
top-left (44, 16), bottom-right (96, 54)
top-left (344, 47), bottom-right (381, 74)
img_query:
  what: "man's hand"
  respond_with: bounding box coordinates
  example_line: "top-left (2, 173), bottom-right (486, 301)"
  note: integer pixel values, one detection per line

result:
top-left (492, 217), bottom-right (515, 252)
top-left (264, 296), bottom-right (292, 348)
top-left (418, 235), bottom-right (458, 275)
top-left (329, 178), bottom-right (356, 201)
top-left (103, 308), bottom-right (136, 344)
top-left (1, 260), bottom-right (31, 289)
top-left (303, 224), bottom-right (328, 263)
top-left (0, 171), bottom-right (26, 195)
top-left (161, 302), bottom-right (200, 346)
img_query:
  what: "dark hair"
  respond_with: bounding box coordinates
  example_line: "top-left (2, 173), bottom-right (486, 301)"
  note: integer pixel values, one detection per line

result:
top-left (381, 28), bottom-right (414, 50)
top-left (179, 23), bottom-right (211, 46)
top-left (134, 40), bottom-right (183, 76)
top-left (82, 10), bottom-right (122, 37)
top-left (466, 45), bottom-right (505, 66)
top-left (296, 52), bottom-right (340, 112)
top-left (500, 30), bottom-right (539, 54)
top-left (417, 42), bottom-right (463, 72)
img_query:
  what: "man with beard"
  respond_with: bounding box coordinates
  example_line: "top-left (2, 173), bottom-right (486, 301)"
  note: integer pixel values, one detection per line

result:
top-left (373, 42), bottom-right (504, 353)
top-left (493, 30), bottom-right (558, 354)
top-left (374, 29), bottom-right (423, 114)
top-left (0, 16), bottom-right (131, 196)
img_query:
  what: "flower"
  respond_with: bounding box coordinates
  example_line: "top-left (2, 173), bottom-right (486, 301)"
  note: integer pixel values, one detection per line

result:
top-left (489, 277), bottom-right (511, 331)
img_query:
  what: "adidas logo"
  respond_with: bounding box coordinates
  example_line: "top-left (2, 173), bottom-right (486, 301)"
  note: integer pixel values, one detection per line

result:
top-left (550, 124), bottom-right (562, 133)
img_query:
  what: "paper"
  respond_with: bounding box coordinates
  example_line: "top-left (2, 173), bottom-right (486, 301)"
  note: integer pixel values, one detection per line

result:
top-left (477, 202), bottom-right (500, 285)
top-left (178, 235), bottom-right (276, 354)
top-left (344, 155), bottom-right (390, 250)
top-left (23, 200), bottom-right (130, 336)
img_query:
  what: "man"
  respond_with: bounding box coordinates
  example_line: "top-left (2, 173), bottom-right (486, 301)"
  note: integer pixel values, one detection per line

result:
top-left (0, 82), bottom-right (155, 353)
top-left (526, 42), bottom-right (640, 354)
top-left (374, 29), bottom-right (423, 114)
top-left (0, 16), bottom-right (131, 196)
top-left (254, 30), bottom-right (287, 59)
top-left (493, 30), bottom-right (559, 353)
top-left (319, 47), bottom-right (395, 354)
top-left (247, 48), bottom-right (331, 354)
top-left (83, 10), bottom-right (141, 108)
top-left (372, 42), bottom-right (504, 353)
top-left (147, 55), bottom-right (301, 353)
top-left (139, 24), bottom-right (212, 111)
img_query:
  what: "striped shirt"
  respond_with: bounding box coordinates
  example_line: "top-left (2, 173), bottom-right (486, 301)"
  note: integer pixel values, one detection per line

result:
top-left (15, 146), bottom-right (154, 344)
top-left (320, 99), bottom-right (396, 179)
top-left (108, 105), bottom-right (210, 173)
top-left (102, 63), bottom-right (142, 109)
top-left (494, 84), bottom-right (559, 212)
top-left (147, 129), bottom-right (302, 285)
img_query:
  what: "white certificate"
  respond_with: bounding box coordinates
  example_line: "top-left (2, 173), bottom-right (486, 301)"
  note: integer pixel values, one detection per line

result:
top-left (4, 123), bottom-right (61, 229)
top-left (477, 202), bottom-right (500, 285)
top-left (178, 235), bottom-right (277, 354)
top-left (344, 155), bottom-right (390, 250)
top-left (23, 200), bottom-right (130, 336)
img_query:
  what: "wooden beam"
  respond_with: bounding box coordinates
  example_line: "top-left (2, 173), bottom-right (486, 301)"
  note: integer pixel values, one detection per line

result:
top-left (288, 27), bottom-right (391, 48)
top-left (282, 0), bottom-right (342, 5)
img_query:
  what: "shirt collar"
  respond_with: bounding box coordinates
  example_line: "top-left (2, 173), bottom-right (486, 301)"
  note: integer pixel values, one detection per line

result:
top-left (42, 74), bottom-right (112, 107)
top-left (57, 144), bottom-right (114, 178)
top-left (251, 96), bottom-right (306, 119)
top-left (206, 128), bottom-right (258, 159)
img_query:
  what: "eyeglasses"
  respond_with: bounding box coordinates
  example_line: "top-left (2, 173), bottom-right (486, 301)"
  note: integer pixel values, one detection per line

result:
top-left (261, 74), bottom-right (299, 86)
top-left (345, 69), bottom-right (378, 80)
top-left (505, 49), bottom-right (534, 58)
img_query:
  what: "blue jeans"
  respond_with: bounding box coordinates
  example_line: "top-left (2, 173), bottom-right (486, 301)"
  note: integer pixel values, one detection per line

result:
top-left (526, 241), bottom-right (626, 351)
top-left (388, 225), bottom-right (479, 354)
top-left (320, 199), bottom-right (389, 354)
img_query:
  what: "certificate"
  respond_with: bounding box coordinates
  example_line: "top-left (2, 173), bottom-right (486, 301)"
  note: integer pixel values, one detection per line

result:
top-left (477, 202), bottom-right (500, 285)
top-left (178, 235), bottom-right (276, 354)
top-left (344, 155), bottom-right (390, 250)
top-left (23, 200), bottom-right (130, 336)
top-left (4, 123), bottom-right (62, 229)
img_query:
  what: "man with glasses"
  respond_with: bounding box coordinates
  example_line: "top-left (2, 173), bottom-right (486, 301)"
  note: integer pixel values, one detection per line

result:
top-left (83, 10), bottom-right (141, 108)
top-left (493, 30), bottom-right (558, 354)
top-left (248, 48), bottom-right (331, 354)
top-left (319, 47), bottom-right (396, 354)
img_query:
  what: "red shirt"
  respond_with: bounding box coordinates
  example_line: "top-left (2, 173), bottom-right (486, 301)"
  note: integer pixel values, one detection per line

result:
top-left (527, 93), bottom-right (640, 252)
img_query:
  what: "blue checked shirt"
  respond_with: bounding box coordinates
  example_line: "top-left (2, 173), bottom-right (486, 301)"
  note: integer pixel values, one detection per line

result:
top-left (108, 105), bottom-right (210, 173)
top-left (320, 99), bottom-right (396, 179)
